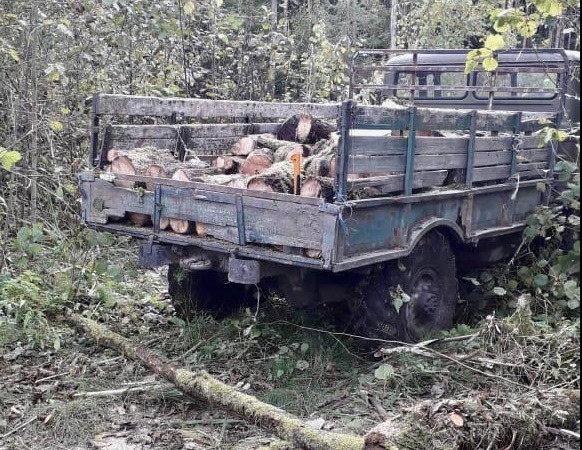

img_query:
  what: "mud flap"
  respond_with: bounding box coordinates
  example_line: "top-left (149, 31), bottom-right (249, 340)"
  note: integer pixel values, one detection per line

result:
top-left (228, 257), bottom-right (260, 285)
top-left (139, 243), bottom-right (174, 268)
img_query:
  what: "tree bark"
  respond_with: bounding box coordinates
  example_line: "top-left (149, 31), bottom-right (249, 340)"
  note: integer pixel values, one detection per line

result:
top-left (67, 314), bottom-right (373, 450)
top-left (277, 114), bottom-right (337, 145)
top-left (247, 161), bottom-right (294, 193)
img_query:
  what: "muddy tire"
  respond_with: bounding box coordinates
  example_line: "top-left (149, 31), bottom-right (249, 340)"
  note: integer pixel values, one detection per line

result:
top-left (352, 231), bottom-right (458, 342)
top-left (167, 265), bottom-right (252, 320)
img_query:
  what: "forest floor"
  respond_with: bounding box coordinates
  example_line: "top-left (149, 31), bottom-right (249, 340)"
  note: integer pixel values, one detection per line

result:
top-left (0, 246), bottom-right (580, 450)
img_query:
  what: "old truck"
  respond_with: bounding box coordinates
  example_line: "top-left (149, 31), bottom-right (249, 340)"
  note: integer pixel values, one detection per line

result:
top-left (79, 49), bottom-right (580, 342)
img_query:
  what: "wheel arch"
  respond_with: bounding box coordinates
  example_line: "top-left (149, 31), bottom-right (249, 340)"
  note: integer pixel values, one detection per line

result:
top-left (407, 218), bottom-right (466, 256)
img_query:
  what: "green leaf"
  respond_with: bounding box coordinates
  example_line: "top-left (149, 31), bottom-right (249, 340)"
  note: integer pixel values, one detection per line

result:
top-left (183, 1), bottom-right (195, 16)
top-left (567, 299), bottom-right (579, 310)
top-left (374, 364), bottom-right (395, 381)
top-left (49, 120), bottom-right (64, 133)
top-left (7, 48), bottom-right (20, 62)
top-left (564, 280), bottom-right (579, 300)
top-left (484, 34), bottom-right (506, 51)
top-left (0, 149), bottom-right (22, 170)
top-left (482, 56), bottom-right (499, 72)
top-left (296, 360), bottom-right (310, 371)
top-left (492, 287), bottom-right (507, 296)
top-left (534, 274), bottom-right (549, 287)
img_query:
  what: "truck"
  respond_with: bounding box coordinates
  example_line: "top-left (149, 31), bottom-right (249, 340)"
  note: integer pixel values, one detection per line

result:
top-left (79, 48), bottom-right (580, 342)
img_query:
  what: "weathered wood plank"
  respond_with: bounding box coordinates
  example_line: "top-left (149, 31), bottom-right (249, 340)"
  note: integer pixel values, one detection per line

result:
top-left (415, 108), bottom-right (472, 130)
top-left (348, 151), bottom-right (512, 173)
top-left (108, 139), bottom-right (179, 152)
top-left (473, 166), bottom-right (511, 182)
top-left (96, 94), bottom-right (340, 119)
top-left (349, 135), bottom-right (546, 157)
top-left (516, 148), bottom-right (550, 164)
top-left (353, 106), bottom-right (409, 129)
top-left (475, 151), bottom-right (513, 167)
top-left (354, 106), bottom-right (520, 131)
top-left (348, 170), bottom-right (449, 192)
top-left (109, 123), bottom-right (281, 140)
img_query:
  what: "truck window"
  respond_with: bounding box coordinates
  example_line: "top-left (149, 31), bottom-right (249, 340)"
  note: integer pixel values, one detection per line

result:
top-left (475, 71), bottom-right (558, 99)
top-left (395, 71), bottom-right (467, 99)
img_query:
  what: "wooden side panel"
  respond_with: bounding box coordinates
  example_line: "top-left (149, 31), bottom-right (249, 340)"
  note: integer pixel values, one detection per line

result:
top-left (96, 94), bottom-right (340, 119)
top-left (353, 105), bottom-right (520, 131)
top-left (84, 176), bottom-right (328, 251)
top-left (348, 151), bottom-right (513, 174)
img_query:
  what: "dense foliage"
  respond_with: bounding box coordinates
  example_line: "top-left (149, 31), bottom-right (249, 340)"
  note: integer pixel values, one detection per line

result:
top-left (0, 0), bottom-right (579, 340)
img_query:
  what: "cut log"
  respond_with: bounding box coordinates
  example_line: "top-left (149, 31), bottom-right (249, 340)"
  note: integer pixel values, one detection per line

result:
top-left (310, 138), bottom-right (337, 157)
top-left (67, 314), bottom-right (370, 450)
top-left (230, 134), bottom-right (276, 157)
top-left (168, 169), bottom-right (197, 234)
top-left (277, 114), bottom-right (337, 144)
top-left (303, 153), bottom-right (337, 178)
top-left (214, 155), bottom-right (245, 174)
top-left (274, 144), bottom-right (310, 163)
top-left (109, 146), bottom-right (166, 188)
top-left (240, 148), bottom-right (275, 175)
top-left (231, 135), bottom-right (257, 157)
top-left (301, 177), bottom-right (336, 202)
top-left (301, 177), bottom-right (335, 259)
top-left (254, 136), bottom-right (310, 163)
top-left (247, 161), bottom-right (294, 194)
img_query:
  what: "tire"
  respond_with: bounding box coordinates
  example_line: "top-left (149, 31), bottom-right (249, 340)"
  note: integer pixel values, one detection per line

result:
top-left (167, 265), bottom-right (252, 320)
top-left (352, 231), bottom-right (458, 342)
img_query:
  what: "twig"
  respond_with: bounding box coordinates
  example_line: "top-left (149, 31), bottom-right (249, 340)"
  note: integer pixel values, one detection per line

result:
top-left (368, 395), bottom-right (390, 421)
top-left (72, 385), bottom-right (162, 398)
top-left (378, 345), bottom-right (534, 390)
top-left (34, 372), bottom-right (68, 384)
top-left (0, 415), bottom-right (38, 440)
top-left (173, 338), bottom-right (209, 362)
top-left (546, 427), bottom-right (581, 441)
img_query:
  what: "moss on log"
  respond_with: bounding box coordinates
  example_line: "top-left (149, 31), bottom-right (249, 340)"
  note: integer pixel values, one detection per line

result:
top-left (67, 314), bottom-right (374, 450)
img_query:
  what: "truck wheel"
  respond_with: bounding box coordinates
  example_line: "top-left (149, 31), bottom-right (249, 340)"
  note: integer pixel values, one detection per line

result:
top-left (352, 231), bottom-right (458, 342)
top-left (167, 265), bottom-right (251, 320)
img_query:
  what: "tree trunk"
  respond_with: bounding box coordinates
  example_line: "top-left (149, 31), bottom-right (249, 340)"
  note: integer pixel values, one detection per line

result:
top-left (66, 314), bottom-right (373, 450)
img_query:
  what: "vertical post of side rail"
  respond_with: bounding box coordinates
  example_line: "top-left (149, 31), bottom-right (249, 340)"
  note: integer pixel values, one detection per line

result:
top-left (465, 110), bottom-right (478, 188)
top-left (510, 112), bottom-right (522, 178)
top-left (404, 106), bottom-right (417, 195)
top-left (90, 93), bottom-right (100, 169)
top-left (335, 100), bottom-right (353, 202)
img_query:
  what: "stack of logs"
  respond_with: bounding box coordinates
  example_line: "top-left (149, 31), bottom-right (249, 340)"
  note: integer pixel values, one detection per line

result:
top-left (105, 113), bottom-right (339, 235)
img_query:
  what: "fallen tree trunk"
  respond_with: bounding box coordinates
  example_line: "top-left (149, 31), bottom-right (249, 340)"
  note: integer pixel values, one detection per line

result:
top-left (67, 314), bottom-right (373, 450)
top-left (231, 134), bottom-right (276, 156)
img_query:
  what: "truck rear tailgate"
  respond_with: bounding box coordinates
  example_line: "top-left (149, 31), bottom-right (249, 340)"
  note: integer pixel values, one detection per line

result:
top-left (79, 171), bottom-right (341, 269)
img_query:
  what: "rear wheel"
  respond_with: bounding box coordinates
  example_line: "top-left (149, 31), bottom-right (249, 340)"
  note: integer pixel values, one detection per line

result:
top-left (352, 231), bottom-right (458, 342)
top-left (167, 265), bottom-right (252, 320)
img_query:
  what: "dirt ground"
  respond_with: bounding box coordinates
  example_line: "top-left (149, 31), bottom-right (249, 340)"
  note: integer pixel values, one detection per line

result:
top-left (0, 265), bottom-right (580, 450)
